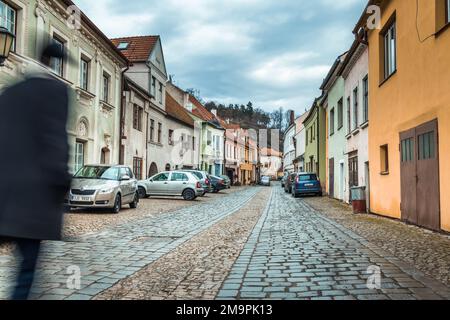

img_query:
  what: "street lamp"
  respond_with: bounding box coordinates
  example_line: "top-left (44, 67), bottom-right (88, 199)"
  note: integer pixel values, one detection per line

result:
top-left (0, 27), bottom-right (15, 66)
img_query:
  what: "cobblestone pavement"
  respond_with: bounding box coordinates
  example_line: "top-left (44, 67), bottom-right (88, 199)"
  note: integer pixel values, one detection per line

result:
top-left (95, 188), bottom-right (271, 300)
top-left (0, 188), bottom-right (242, 256)
top-left (217, 186), bottom-right (450, 300)
top-left (302, 196), bottom-right (450, 286)
top-left (0, 187), bottom-right (260, 300)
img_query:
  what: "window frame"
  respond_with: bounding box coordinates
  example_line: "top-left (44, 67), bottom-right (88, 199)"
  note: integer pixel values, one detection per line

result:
top-left (80, 57), bottom-right (90, 91)
top-left (362, 76), bottom-right (369, 123)
top-left (337, 98), bottom-right (343, 130)
top-left (157, 122), bottom-right (162, 144)
top-left (150, 119), bottom-right (155, 142)
top-left (329, 108), bottom-right (335, 136)
top-left (102, 72), bottom-right (111, 103)
top-left (159, 82), bottom-right (163, 104)
top-left (50, 34), bottom-right (65, 77)
top-left (447, 0), bottom-right (450, 24)
top-left (133, 104), bottom-right (143, 131)
top-left (352, 87), bottom-right (359, 130)
top-left (382, 18), bottom-right (397, 81)
top-left (346, 96), bottom-right (351, 134)
top-left (0, 1), bottom-right (17, 51)
top-left (168, 129), bottom-right (174, 146)
top-left (74, 141), bottom-right (85, 174)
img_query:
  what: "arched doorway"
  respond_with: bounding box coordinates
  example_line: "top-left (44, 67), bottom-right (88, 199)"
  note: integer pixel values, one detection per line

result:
top-left (165, 163), bottom-right (171, 171)
top-left (148, 162), bottom-right (158, 178)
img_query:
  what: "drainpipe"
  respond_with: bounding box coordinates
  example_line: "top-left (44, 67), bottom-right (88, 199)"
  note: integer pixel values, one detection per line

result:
top-left (119, 64), bottom-right (130, 165)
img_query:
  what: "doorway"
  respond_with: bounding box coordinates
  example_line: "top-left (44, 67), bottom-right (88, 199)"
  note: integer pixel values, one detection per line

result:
top-left (329, 158), bottom-right (334, 198)
top-left (400, 119), bottom-right (440, 231)
top-left (340, 162), bottom-right (345, 201)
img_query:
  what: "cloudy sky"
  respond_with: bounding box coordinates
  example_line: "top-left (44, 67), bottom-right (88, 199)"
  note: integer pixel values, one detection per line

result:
top-left (76, 0), bottom-right (366, 113)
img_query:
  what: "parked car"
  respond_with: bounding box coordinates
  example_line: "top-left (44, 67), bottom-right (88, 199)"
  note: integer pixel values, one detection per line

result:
top-left (181, 170), bottom-right (214, 194)
top-left (261, 176), bottom-right (271, 186)
top-left (284, 173), bottom-right (297, 193)
top-left (137, 171), bottom-right (204, 201)
top-left (66, 165), bottom-right (139, 213)
top-left (281, 173), bottom-right (288, 188)
top-left (291, 173), bottom-right (323, 198)
top-left (210, 175), bottom-right (227, 193)
top-left (219, 175), bottom-right (231, 189)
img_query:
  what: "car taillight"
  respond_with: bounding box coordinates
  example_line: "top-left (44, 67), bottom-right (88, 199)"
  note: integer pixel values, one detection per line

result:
top-left (196, 182), bottom-right (201, 188)
top-left (205, 179), bottom-right (210, 184)
top-left (295, 176), bottom-right (299, 183)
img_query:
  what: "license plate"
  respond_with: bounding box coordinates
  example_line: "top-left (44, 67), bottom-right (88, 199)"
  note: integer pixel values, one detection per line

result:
top-left (71, 195), bottom-right (91, 202)
top-left (305, 183), bottom-right (314, 187)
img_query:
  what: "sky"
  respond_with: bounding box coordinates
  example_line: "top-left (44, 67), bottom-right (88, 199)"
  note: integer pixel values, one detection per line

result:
top-left (76, 0), bottom-right (366, 114)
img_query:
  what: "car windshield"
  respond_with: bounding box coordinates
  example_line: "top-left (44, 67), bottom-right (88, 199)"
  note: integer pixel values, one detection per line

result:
top-left (74, 166), bottom-right (119, 180)
top-left (299, 174), bottom-right (318, 181)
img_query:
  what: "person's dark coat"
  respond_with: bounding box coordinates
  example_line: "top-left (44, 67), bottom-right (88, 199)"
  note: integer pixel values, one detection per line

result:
top-left (0, 74), bottom-right (71, 240)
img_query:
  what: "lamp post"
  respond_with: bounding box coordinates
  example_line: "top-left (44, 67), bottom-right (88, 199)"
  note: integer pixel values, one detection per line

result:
top-left (0, 27), bottom-right (15, 66)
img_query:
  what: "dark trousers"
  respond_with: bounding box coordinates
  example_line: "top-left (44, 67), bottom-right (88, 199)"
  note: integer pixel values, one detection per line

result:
top-left (11, 238), bottom-right (41, 300)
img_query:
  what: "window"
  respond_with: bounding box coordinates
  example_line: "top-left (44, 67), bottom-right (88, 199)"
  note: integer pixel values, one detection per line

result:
top-left (171, 172), bottom-right (188, 182)
top-left (192, 136), bottom-right (196, 150)
top-left (151, 77), bottom-right (156, 97)
top-left (207, 130), bottom-right (212, 145)
top-left (383, 20), bottom-right (396, 79)
top-left (50, 35), bottom-right (64, 77)
top-left (168, 129), bottom-right (174, 145)
top-left (133, 105), bottom-right (143, 131)
top-left (347, 97), bottom-right (351, 134)
top-left (447, 0), bottom-right (450, 24)
top-left (363, 76), bottom-right (369, 123)
top-left (330, 108), bottom-right (335, 135)
top-left (0, 1), bottom-right (16, 51)
top-left (380, 144), bottom-right (389, 174)
top-left (353, 87), bottom-right (358, 130)
top-left (74, 141), bottom-right (85, 173)
top-left (133, 157), bottom-right (143, 180)
top-left (117, 42), bottom-right (129, 50)
top-left (157, 122), bottom-right (162, 143)
top-left (153, 173), bottom-right (169, 181)
top-left (150, 119), bottom-right (155, 142)
top-left (306, 130), bottom-right (309, 146)
top-left (80, 57), bottom-right (89, 91)
top-left (401, 138), bottom-right (414, 162)
top-left (418, 132), bottom-right (435, 160)
top-left (159, 83), bottom-right (163, 104)
top-left (102, 73), bottom-right (110, 102)
top-left (337, 98), bottom-right (343, 130)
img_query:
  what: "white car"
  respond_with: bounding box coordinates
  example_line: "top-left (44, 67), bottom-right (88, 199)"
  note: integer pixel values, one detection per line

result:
top-left (261, 176), bottom-right (271, 186)
top-left (137, 171), bottom-right (205, 201)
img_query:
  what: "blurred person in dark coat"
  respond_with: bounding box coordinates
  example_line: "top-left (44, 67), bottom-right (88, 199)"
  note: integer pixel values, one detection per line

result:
top-left (0, 43), bottom-right (71, 300)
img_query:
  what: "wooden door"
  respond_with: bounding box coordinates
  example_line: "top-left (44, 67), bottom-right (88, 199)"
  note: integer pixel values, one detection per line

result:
top-left (400, 127), bottom-right (417, 225)
top-left (416, 119), bottom-right (440, 231)
top-left (400, 119), bottom-right (440, 231)
top-left (329, 158), bottom-right (334, 198)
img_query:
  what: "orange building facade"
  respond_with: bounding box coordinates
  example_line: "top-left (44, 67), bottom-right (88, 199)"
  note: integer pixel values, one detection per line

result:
top-left (362, 0), bottom-right (450, 231)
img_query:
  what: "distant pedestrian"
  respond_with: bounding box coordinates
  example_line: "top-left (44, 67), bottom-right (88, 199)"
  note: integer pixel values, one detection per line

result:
top-left (0, 43), bottom-right (72, 300)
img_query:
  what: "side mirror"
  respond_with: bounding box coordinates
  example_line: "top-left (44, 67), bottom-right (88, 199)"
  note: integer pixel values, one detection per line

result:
top-left (121, 175), bottom-right (131, 181)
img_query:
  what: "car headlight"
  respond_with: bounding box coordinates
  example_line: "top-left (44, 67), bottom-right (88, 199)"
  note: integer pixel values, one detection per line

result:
top-left (100, 188), bottom-right (115, 194)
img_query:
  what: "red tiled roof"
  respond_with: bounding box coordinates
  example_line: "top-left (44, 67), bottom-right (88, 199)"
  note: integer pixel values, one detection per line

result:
top-left (189, 95), bottom-right (215, 121)
top-left (111, 36), bottom-right (159, 62)
top-left (166, 92), bottom-right (195, 128)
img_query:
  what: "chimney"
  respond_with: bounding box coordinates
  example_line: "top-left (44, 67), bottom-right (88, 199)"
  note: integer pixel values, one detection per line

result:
top-left (211, 109), bottom-right (217, 117)
top-left (289, 110), bottom-right (295, 125)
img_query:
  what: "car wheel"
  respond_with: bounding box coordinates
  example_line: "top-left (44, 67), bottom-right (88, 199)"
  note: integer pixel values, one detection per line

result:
top-left (112, 194), bottom-right (121, 214)
top-left (130, 192), bottom-right (139, 209)
top-left (182, 189), bottom-right (196, 201)
top-left (138, 187), bottom-right (148, 199)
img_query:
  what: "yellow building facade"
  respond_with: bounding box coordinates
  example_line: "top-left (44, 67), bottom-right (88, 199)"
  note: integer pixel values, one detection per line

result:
top-left (363, 0), bottom-right (450, 231)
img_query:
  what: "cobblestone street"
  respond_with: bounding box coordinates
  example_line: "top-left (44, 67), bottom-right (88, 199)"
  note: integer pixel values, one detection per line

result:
top-left (0, 185), bottom-right (449, 300)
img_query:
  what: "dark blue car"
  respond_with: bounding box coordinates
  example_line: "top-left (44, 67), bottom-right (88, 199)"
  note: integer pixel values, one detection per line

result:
top-left (291, 173), bottom-right (323, 198)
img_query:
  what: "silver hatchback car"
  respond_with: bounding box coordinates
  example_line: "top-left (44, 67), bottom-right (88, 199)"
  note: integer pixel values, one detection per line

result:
top-left (66, 165), bottom-right (139, 213)
top-left (137, 171), bottom-right (204, 201)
